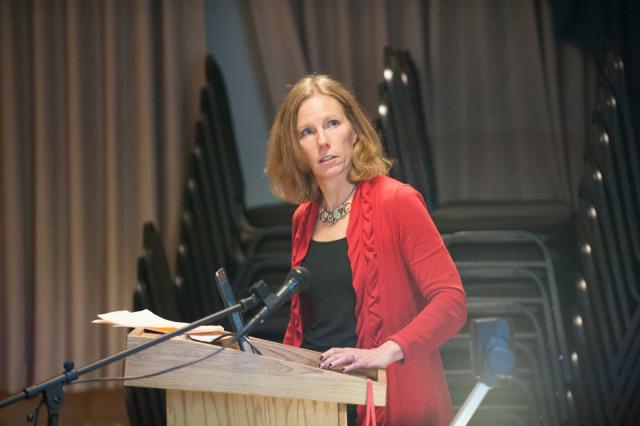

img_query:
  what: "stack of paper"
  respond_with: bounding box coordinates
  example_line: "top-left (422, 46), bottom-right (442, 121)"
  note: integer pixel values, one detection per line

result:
top-left (93, 309), bottom-right (225, 335)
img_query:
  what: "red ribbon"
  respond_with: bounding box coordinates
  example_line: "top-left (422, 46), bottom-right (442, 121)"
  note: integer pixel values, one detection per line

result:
top-left (363, 379), bottom-right (377, 425)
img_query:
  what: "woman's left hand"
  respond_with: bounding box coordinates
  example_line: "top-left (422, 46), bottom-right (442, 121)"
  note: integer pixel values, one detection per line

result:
top-left (318, 340), bottom-right (404, 373)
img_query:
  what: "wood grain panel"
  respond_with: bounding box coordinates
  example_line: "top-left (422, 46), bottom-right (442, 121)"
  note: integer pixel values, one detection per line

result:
top-left (124, 329), bottom-right (386, 406)
top-left (166, 390), bottom-right (347, 426)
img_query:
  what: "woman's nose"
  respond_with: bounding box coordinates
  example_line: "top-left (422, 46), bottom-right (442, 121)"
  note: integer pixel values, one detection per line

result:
top-left (316, 129), bottom-right (329, 147)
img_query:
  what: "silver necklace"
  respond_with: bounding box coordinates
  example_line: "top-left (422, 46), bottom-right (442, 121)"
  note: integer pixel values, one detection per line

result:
top-left (318, 185), bottom-right (357, 226)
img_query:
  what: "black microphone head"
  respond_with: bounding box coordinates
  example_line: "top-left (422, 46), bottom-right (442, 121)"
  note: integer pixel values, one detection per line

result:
top-left (289, 266), bottom-right (311, 292)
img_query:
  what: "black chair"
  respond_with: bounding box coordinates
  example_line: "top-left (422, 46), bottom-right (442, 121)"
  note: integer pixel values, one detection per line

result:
top-left (598, 56), bottom-right (640, 263)
top-left (459, 267), bottom-right (566, 387)
top-left (179, 203), bottom-right (221, 317)
top-left (140, 222), bottom-right (181, 321)
top-left (195, 119), bottom-right (245, 274)
top-left (606, 309), bottom-right (640, 424)
top-left (203, 55), bottom-right (297, 229)
top-left (588, 114), bottom-right (640, 307)
top-left (567, 302), bottom-right (606, 425)
top-left (377, 83), bottom-right (406, 183)
top-left (198, 110), bottom-right (293, 302)
top-left (568, 53), bottom-right (640, 425)
top-left (174, 213), bottom-right (210, 321)
top-left (444, 232), bottom-right (572, 369)
top-left (577, 176), bottom-right (629, 346)
top-left (378, 47), bottom-right (574, 237)
top-left (381, 47), bottom-right (436, 208)
top-left (441, 230), bottom-right (575, 423)
top-left (125, 223), bottom-right (176, 426)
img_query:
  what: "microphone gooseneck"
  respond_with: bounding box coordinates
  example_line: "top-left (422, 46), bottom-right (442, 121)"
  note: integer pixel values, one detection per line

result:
top-left (240, 267), bottom-right (311, 337)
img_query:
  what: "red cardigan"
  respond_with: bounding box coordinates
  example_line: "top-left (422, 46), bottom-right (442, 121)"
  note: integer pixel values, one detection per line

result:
top-left (283, 176), bottom-right (467, 425)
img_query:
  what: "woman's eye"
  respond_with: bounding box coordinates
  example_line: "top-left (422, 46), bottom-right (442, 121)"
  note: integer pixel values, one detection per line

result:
top-left (300, 128), bottom-right (313, 138)
top-left (328, 119), bottom-right (339, 127)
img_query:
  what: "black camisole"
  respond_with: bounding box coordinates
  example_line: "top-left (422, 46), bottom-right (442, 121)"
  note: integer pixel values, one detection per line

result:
top-left (300, 238), bottom-right (358, 352)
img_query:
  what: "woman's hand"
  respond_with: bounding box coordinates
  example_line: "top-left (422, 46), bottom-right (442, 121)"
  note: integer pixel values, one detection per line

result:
top-left (318, 340), bottom-right (404, 373)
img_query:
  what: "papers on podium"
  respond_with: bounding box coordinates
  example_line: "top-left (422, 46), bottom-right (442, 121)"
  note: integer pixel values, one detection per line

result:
top-left (93, 309), bottom-right (224, 337)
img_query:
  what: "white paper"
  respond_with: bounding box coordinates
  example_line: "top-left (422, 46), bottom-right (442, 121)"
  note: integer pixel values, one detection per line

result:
top-left (93, 309), bottom-right (224, 335)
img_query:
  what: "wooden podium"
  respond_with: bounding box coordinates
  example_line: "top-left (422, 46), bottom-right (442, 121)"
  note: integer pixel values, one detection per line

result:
top-left (124, 329), bottom-right (387, 425)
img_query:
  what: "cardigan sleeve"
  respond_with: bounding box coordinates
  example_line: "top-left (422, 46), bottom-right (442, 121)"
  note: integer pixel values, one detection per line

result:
top-left (387, 184), bottom-right (467, 361)
top-left (282, 204), bottom-right (306, 346)
top-left (282, 294), bottom-right (302, 345)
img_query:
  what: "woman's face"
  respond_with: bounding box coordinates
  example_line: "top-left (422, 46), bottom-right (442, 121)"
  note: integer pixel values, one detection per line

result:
top-left (296, 94), bottom-right (357, 185)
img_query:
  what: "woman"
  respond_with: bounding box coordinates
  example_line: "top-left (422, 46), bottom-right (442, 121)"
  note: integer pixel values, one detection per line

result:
top-left (265, 74), bottom-right (466, 425)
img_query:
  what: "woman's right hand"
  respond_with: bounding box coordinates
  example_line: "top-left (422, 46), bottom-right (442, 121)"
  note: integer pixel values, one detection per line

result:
top-left (318, 340), bottom-right (404, 373)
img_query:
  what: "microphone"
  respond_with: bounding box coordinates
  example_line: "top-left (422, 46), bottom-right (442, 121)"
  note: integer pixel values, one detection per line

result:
top-left (240, 267), bottom-right (311, 338)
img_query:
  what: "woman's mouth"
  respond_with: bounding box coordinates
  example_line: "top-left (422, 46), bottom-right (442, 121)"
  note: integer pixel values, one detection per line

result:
top-left (319, 155), bottom-right (336, 163)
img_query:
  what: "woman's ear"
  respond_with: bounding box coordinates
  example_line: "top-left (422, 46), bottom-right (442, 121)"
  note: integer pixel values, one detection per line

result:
top-left (352, 133), bottom-right (358, 144)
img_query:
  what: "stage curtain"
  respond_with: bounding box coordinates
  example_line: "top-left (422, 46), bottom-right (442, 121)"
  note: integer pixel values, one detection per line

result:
top-left (0, 0), bottom-right (205, 392)
top-left (245, 0), bottom-right (594, 203)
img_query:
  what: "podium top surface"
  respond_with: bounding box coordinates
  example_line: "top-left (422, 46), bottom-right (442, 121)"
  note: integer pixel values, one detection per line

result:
top-left (124, 329), bottom-right (386, 406)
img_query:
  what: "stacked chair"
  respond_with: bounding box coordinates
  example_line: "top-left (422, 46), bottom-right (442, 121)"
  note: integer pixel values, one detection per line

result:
top-left (126, 222), bottom-right (176, 426)
top-left (171, 55), bottom-right (295, 329)
top-left (124, 48), bottom-right (640, 424)
top-left (377, 47), bottom-right (574, 236)
top-left (572, 53), bottom-right (640, 425)
top-left (194, 56), bottom-right (295, 338)
top-left (125, 56), bottom-right (296, 425)
top-left (443, 232), bottom-right (574, 425)
top-left (378, 47), bottom-right (577, 424)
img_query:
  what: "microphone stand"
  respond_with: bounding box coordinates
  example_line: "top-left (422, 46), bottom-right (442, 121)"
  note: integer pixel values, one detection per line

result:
top-left (450, 318), bottom-right (514, 426)
top-left (0, 282), bottom-right (271, 426)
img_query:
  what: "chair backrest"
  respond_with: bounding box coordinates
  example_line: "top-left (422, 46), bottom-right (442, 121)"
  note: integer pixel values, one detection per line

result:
top-left (380, 47), bottom-right (438, 209)
top-left (140, 222), bottom-right (181, 321)
top-left (203, 57), bottom-right (247, 219)
top-left (195, 117), bottom-right (246, 269)
top-left (569, 53), bottom-right (640, 426)
top-left (377, 82), bottom-right (406, 183)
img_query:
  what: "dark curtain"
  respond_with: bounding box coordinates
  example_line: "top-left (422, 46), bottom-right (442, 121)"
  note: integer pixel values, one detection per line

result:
top-left (246, 0), bottom-right (594, 204)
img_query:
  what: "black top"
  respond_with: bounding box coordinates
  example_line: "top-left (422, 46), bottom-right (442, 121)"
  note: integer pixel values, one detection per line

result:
top-left (300, 238), bottom-right (358, 352)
